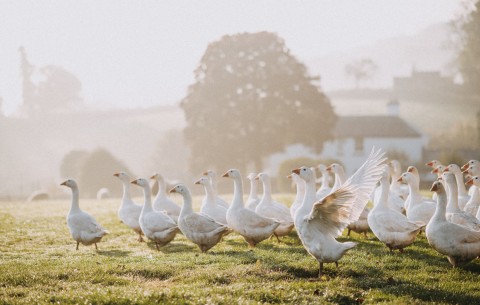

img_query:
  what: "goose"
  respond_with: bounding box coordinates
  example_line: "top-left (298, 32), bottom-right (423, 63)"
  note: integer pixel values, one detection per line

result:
top-left (426, 160), bottom-right (443, 170)
top-left (407, 166), bottom-right (435, 202)
top-left (288, 172), bottom-right (305, 219)
top-left (367, 166), bottom-right (423, 252)
top-left (170, 184), bottom-right (230, 252)
top-left (373, 164), bottom-right (405, 214)
top-left (398, 172), bottom-right (436, 225)
top-left (388, 160), bottom-right (409, 199)
top-left (60, 179), bottom-right (108, 250)
top-left (255, 173), bottom-right (294, 240)
top-left (442, 173), bottom-right (480, 231)
top-left (195, 176), bottom-right (228, 225)
top-left (464, 176), bottom-right (480, 217)
top-left (316, 164), bottom-right (332, 200)
top-left (293, 148), bottom-right (385, 278)
top-left (326, 163), bottom-right (347, 193)
top-left (426, 181), bottom-right (480, 267)
top-left (223, 169), bottom-right (280, 247)
top-left (430, 165), bottom-right (446, 201)
top-left (463, 164), bottom-right (480, 200)
top-left (150, 173), bottom-right (181, 222)
top-left (461, 160), bottom-right (479, 173)
top-left (131, 178), bottom-right (179, 250)
top-left (444, 164), bottom-right (470, 210)
top-left (245, 173), bottom-right (261, 211)
top-left (346, 206), bottom-right (370, 237)
top-left (113, 172), bottom-right (143, 241)
top-left (466, 177), bottom-right (480, 220)
top-left (203, 170), bottom-right (229, 209)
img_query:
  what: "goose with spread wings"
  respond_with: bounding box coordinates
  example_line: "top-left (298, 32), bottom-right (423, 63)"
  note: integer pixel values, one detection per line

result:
top-left (292, 148), bottom-right (385, 278)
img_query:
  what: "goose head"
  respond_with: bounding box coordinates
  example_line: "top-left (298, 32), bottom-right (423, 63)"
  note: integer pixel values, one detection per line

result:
top-left (426, 160), bottom-right (442, 168)
top-left (431, 165), bottom-right (445, 175)
top-left (430, 180), bottom-right (445, 194)
top-left (149, 172), bottom-right (165, 182)
top-left (466, 176), bottom-right (480, 187)
top-left (222, 169), bottom-right (241, 179)
top-left (443, 164), bottom-right (461, 175)
top-left (441, 172), bottom-right (456, 186)
top-left (194, 176), bottom-right (209, 186)
top-left (255, 172), bottom-right (269, 183)
top-left (60, 179), bottom-right (77, 189)
top-left (317, 164), bottom-right (327, 173)
top-left (131, 177), bottom-right (149, 188)
top-left (292, 166), bottom-right (314, 182)
top-left (396, 172), bottom-right (415, 184)
top-left (325, 163), bottom-right (343, 175)
top-left (388, 159), bottom-right (401, 175)
top-left (462, 160), bottom-right (479, 172)
top-left (462, 164), bottom-right (480, 175)
top-left (246, 173), bottom-right (257, 181)
top-left (407, 166), bottom-right (419, 176)
top-left (113, 171), bottom-right (130, 182)
top-left (169, 184), bottom-right (189, 195)
top-left (203, 170), bottom-right (217, 179)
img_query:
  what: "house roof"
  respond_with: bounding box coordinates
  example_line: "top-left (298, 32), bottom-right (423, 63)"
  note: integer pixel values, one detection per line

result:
top-left (334, 116), bottom-right (422, 138)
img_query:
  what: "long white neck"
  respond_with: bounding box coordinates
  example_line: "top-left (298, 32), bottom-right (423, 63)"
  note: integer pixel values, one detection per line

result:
top-left (432, 190), bottom-right (447, 221)
top-left (298, 177), bottom-right (317, 213)
top-left (141, 185), bottom-right (153, 214)
top-left (210, 176), bottom-right (218, 195)
top-left (202, 182), bottom-right (216, 206)
top-left (294, 178), bottom-right (306, 203)
top-left (248, 179), bottom-right (259, 200)
top-left (332, 169), bottom-right (346, 192)
top-left (180, 190), bottom-right (194, 215)
top-left (153, 177), bottom-right (167, 201)
top-left (446, 179), bottom-right (461, 213)
top-left (320, 171), bottom-right (329, 190)
top-left (376, 177), bottom-right (390, 209)
top-left (389, 171), bottom-right (402, 192)
top-left (406, 178), bottom-right (422, 202)
top-left (121, 180), bottom-right (132, 202)
top-left (69, 186), bottom-right (81, 213)
top-left (453, 172), bottom-right (468, 197)
top-left (231, 177), bottom-right (244, 209)
top-left (260, 178), bottom-right (273, 202)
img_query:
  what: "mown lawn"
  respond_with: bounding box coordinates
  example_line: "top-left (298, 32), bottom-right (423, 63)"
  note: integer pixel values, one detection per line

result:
top-left (1, 195), bottom-right (479, 305)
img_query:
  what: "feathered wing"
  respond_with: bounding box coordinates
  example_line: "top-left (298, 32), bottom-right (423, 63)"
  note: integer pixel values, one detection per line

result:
top-left (238, 208), bottom-right (279, 228)
top-left (305, 148), bottom-right (386, 237)
top-left (186, 213), bottom-right (226, 233)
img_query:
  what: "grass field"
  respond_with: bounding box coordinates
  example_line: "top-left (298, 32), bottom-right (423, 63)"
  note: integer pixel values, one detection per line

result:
top-left (1, 195), bottom-right (480, 305)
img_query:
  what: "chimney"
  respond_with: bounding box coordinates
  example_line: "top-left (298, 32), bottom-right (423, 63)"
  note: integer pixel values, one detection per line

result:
top-left (387, 99), bottom-right (399, 116)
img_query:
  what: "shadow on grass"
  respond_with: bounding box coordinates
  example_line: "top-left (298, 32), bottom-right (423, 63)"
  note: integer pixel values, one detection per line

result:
top-left (155, 242), bottom-right (197, 254)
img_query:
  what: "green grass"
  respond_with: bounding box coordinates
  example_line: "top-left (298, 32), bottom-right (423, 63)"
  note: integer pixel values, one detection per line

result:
top-left (1, 196), bottom-right (480, 305)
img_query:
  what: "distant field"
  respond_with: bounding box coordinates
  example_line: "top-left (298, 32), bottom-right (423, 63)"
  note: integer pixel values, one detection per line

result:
top-left (1, 196), bottom-right (480, 304)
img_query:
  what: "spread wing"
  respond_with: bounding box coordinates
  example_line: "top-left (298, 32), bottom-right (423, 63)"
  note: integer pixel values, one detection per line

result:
top-left (305, 148), bottom-right (386, 237)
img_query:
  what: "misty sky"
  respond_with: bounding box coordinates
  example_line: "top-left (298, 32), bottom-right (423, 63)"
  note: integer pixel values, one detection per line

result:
top-left (0, 0), bottom-right (464, 115)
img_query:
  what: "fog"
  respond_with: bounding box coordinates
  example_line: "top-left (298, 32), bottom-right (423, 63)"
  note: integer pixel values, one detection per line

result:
top-left (0, 1), bottom-right (478, 199)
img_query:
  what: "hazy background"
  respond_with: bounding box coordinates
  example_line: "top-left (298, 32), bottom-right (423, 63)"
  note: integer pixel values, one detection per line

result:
top-left (0, 0), bottom-right (478, 199)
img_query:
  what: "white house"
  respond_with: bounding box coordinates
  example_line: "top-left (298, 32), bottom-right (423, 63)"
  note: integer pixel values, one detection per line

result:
top-left (265, 100), bottom-right (427, 176)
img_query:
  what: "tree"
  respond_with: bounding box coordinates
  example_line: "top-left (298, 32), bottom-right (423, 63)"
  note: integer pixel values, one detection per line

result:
top-left (36, 65), bottom-right (83, 110)
top-left (181, 32), bottom-right (336, 174)
top-left (149, 129), bottom-right (190, 180)
top-left (60, 150), bottom-right (89, 178)
top-left (453, 1), bottom-right (480, 95)
top-left (344, 58), bottom-right (378, 89)
top-left (78, 149), bottom-right (132, 198)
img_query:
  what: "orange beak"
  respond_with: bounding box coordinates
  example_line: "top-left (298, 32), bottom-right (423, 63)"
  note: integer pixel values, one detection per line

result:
top-left (407, 167), bottom-right (414, 173)
top-left (461, 164), bottom-right (469, 171)
top-left (113, 173), bottom-right (120, 177)
top-left (443, 168), bottom-right (450, 173)
top-left (60, 181), bottom-right (67, 186)
top-left (222, 172), bottom-right (229, 178)
top-left (396, 177), bottom-right (403, 183)
top-left (254, 176), bottom-right (260, 181)
top-left (426, 161), bottom-right (434, 167)
top-left (431, 168), bottom-right (439, 174)
top-left (430, 182), bottom-right (438, 192)
top-left (131, 179), bottom-right (139, 185)
top-left (287, 174), bottom-right (293, 179)
top-left (194, 179), bottom-right (201, 185)
top-left (466, 178), bottom-right (474, 186)
top-left (150, 174), bottom-right (157, 179)
top-left (203, 171), bottom-right (209, 176)
top-left (292, 168), bottom-right (301, 175)
top-left (325, 166), bottom-right (332, 172)
top-left (169, 187), bottom-right (177, 193)
top-left (462, 167), bottom-right (470, 174)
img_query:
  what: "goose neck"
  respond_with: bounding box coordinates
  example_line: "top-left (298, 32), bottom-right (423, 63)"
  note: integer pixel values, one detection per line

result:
top-left (248, 179), bottom-right (258, 200)
top-left (454, 172), bottom-right (468, 196)
top-left (446, 179), bottom-right (460, 212)
top-left (321, 172), bottom-right (329, 189)
top-left (260, 179), bottom-right (273, 202)
top-left (122, 180), bottom-right (132, 201)
top-left (141, 186), bottom-right (153, 213)
top-left (294, 180), bottom-right (306, 203)
top-left (180, 190), bottom-right (194, 214)
top-left (300, 178), bottom-right (317, 211)
top-left (69, 186), bottom-right (81, 213)
top-left (231, 177), bottom-right (244, 208)
top-left (433, 191), bottom-right (448, 221)
top-left (203, 183), bottom-right (216, 205)
top-left (377, 178), bottom-right (390, 208)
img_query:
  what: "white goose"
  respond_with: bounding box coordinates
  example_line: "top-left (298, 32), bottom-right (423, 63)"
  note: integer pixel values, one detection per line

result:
top-left (463, 163), bottom-right (480, 206)
top-left (60, 179), bottom-right (108, 250)
top-left (462, 160), bottom-right (479, 197)
top-left (389, 160), bottom-right (408, 199)
top-left (245, 173), bottom-right (261, 211)
top-left (150, 173), bottom-right (181, 222)
top-left (195, 176), bottom-right (228, 225)
top-left (316, 164), bottom-right (332, 199)
top-left (426, 181), bottom-right (480, 267)
top-left (293, 148), bottom-right (385, 278)
top-left (223, 169), bottom-right (280, 247)
top-left (131, 178), bottom-right (179, 250)
top-left (203, 170), bottom-right (229, 209)
top-left (326, 163), bottom-right (347, 193)
top-left (444, 164), bottom-right (470, 210)
top-left (255, 172), bottom-right (294, 240)
top-left (113, 172), bottom-right (143, 241)
top-left (442, 173), bottom-right (480, 231)
top-left (465, 176), bottom-right (480, 220)
top-left (398, 172), bottom-right (435, 225)
top-left (288, 172), bottom-right (306, 219)
top-left (373, 164), bottom-right (405, 214)
top-left (170, 184), bottom-right (230, 253)
top-left (368, 166), bottom-right (423, 252)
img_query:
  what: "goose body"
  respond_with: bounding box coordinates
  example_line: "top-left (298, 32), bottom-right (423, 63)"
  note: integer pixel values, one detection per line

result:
top-left (150, 173), bottom-right (181, 222)
top-left (347, 206), bottom-right (370, 237)
top-left (426, 181), bottom-right (480, 267)
top-left (368, 167), bottom-right (423, 251)
top-left (203, 170), bottom-right (229, 209)
top-left (294, 148), bottom-right (386, 278)
top-left (245, 173), bottom-right (261, 211)
top-left (255, 173), bottom-right (294, 239)
top-left (289, 172), bottom-right (306, 219)
top-left (61, 179), bottom-right (108, 250)
top-left (195, 176), bottom-right (228, 225)
top-left (223, 169), bottom-right (280, 247)
top-left (114, 172), bottom-right (143, 241)
top-left (399, 172), bottom-right (435, 225)
top-left (171, 184), bottom-right (229, 252)
top-left (132, 178), bottom-right (179, 250)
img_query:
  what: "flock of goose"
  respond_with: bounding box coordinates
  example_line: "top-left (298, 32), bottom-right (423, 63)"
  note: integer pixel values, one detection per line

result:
top-left (60, 149), bottom-right (480, 278)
